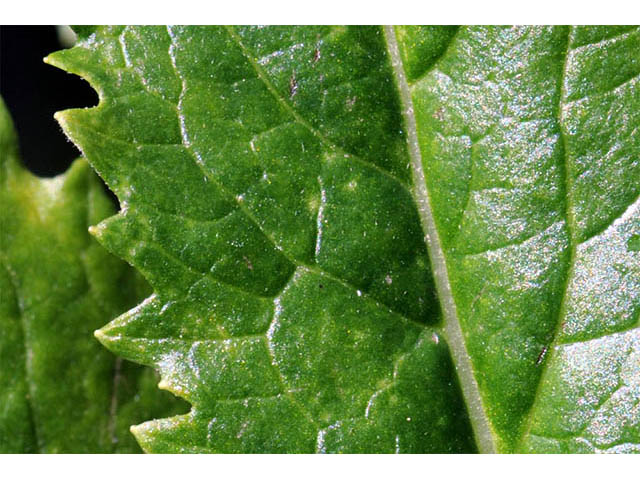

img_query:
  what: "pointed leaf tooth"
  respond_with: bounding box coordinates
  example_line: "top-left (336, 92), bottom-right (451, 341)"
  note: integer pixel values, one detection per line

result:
top-left (0, 100), bottom-right (185, 452)
top-left (131, 414), bottom-right (210, 454)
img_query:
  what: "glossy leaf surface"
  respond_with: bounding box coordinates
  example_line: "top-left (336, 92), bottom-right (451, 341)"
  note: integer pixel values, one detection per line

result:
top-left (398, 25), bottom-right (639, 452)
top-left (0, 99), bottom-right (186, 453)
top-left (47, 25), bottom-right (639, 453)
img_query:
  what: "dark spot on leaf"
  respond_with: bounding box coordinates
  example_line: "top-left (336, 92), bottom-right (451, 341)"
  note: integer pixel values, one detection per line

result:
top-left (289, 75), bottom-right (298, 98)
top-left (536, 345), bottom-right (548, 366)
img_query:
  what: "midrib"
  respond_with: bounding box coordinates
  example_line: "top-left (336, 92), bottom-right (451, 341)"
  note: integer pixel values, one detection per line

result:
top-left (383, 25), bottom-right (497, 454)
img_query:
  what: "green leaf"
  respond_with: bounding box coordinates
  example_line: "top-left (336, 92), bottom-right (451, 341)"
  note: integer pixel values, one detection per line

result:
top-left (46, 25), bottom-right (639, 453)
top-left (0, 98), bottom-right (186, 453)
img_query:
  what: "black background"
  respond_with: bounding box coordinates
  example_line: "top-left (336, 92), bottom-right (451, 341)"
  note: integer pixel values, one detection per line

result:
top-left (1, 25), bottom-right (98, 177)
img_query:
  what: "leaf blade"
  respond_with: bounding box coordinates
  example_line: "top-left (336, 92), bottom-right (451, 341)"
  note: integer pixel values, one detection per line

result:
top-left (48, 25), bottom-right (477, 453)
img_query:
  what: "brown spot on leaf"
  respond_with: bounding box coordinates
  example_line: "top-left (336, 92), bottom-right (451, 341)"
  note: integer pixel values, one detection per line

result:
top-left (536, 345), bottom-right (548, 365)
top-left (289, 75), bottom-right (298, 98)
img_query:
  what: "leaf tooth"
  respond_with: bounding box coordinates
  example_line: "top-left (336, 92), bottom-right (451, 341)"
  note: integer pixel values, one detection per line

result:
top-left (130, 414), bottom-right (205, 454)
top-left (93, 324), bottom-right (124, 357)
top-left (130, 419), bottom-right (162, 454)
top-left (157, 378), bottom-right (171, 392)
top-left (44, 46), bottom-right (103, 93)
top-left (87, 223), bottom-right (105, 240)
top-left (93, 294), bottom-right (160, 364)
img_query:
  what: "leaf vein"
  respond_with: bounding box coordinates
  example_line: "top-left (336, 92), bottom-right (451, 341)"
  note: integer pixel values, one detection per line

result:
top-left (162, 25), bottom-right (422, 325)
top-left (383, 25), bottom-right (496, 454)
top-left (517, 25), bottom-right (577, 450)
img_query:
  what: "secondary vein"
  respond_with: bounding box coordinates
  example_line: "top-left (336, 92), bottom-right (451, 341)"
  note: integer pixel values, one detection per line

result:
top-left (162, 25), bottom-right (427, 329)
top-left (383, 25), bottom-right (496, 454)
top-left (517, 25), bottom-right (577, 449)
